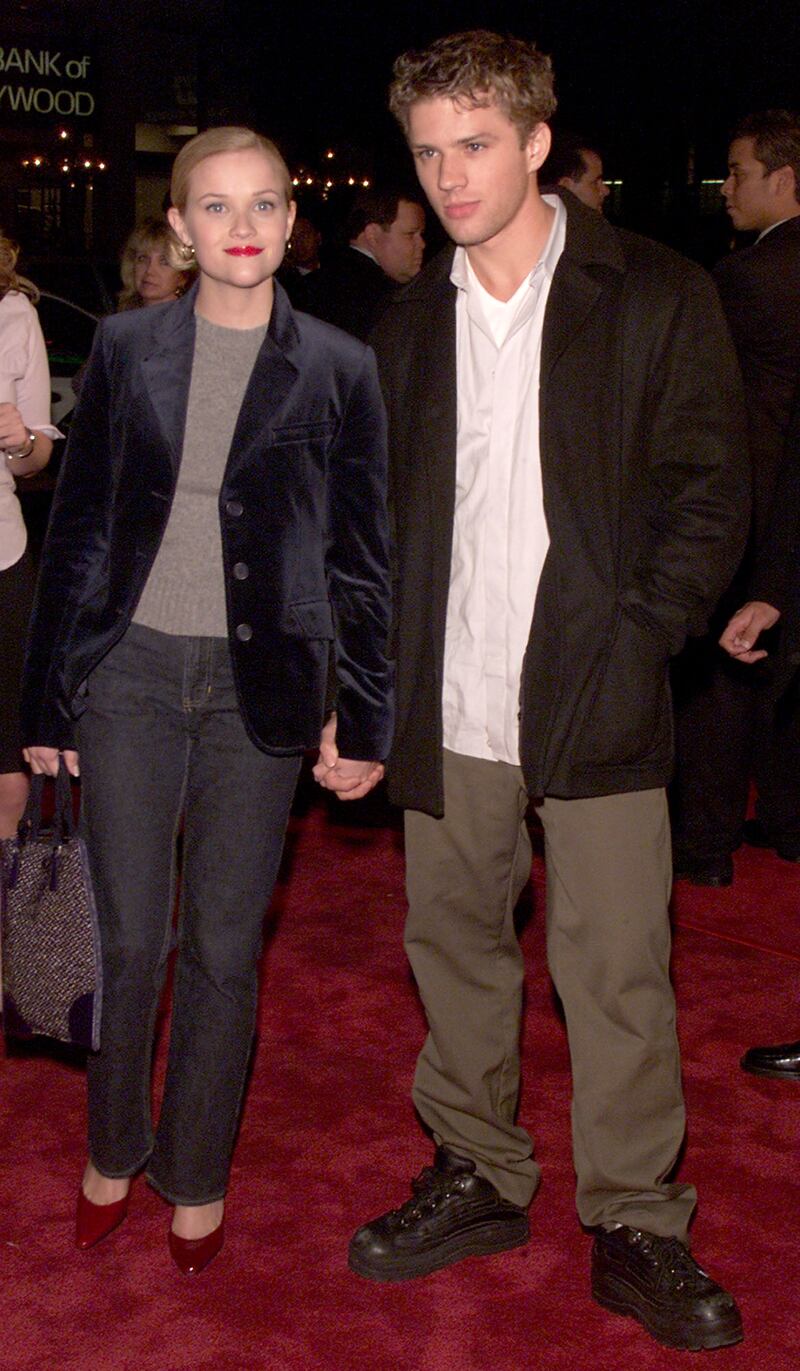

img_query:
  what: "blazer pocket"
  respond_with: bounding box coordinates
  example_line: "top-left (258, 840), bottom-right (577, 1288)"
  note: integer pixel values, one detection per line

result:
top-left (270, 421), bottom-right (336, 447)
top-left (290, 599), bottom-right (334, 639)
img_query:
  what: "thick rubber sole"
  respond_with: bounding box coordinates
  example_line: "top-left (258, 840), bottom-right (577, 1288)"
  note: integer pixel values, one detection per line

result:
top-left (741, 1061), bottom-right (800, 1080)
top-left (592, 1280), bottom-right (744, 1351)
top-left (348, 1215), bottom-right (530, 1282)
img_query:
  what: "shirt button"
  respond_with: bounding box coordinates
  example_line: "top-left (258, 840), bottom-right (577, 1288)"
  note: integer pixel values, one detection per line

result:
top-left (235, 623), bottom-right (253, 642)
top-left (225, 499), bottom-right (244, 517)
top-left (232, 561), bottom-right (249, 580)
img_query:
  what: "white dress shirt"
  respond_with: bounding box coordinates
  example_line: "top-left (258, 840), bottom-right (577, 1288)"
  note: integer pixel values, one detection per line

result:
top-left (442, 195), bottom-right (566, 765)
top-left (1, 290), bottom-right (62, 569)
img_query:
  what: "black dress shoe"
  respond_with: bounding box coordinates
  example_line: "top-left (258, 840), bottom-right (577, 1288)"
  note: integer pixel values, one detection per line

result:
top-left (348, 1146), bottom-right (529, 1282)
top-left (591, 1225), bottom-right (743, 1350)
top-left (742, 819), bottom-right (800, 862)
top-left (672, 854), bottom-right (733, 887)
top-left (741, 1038), bottom-right (800, 1079)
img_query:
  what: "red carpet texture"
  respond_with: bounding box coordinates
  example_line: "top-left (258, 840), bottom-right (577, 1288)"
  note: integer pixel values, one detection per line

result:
top-left (2, 791), bottom-right (800, 1371)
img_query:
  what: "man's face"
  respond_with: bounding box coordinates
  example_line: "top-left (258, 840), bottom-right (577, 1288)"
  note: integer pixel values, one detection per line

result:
top-left (721, 137), bottom-right (779, 232)
top-left (562, 150), bottom-right (609, 212)
top-left (407, 96), bottom-right (547, 249)
top-left (370, 200), bottom-right (426, 282)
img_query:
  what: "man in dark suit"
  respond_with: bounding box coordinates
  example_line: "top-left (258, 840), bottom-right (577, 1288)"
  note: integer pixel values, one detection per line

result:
top-left (539, 130), bottom-right (610, 212)
top-left (339, 29), bottom-right (748, 1353)
top-left (720, 386), bottom-right (800, 1076)
top-left (303, 187), bottom-right (425, 339)
top-left (671, 110), bottom-right (800, 885)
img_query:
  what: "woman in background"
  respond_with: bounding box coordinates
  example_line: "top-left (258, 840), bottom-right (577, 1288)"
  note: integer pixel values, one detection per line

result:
top-left (23, 127), bottom-right (392, 1274)
top-left (0, 233), bottom-right (60, 839)
top-left (118, 215), bottom-right (196, 310)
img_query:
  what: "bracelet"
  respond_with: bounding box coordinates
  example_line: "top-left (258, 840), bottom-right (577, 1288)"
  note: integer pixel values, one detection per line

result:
top-left (5, 430), bottom-right (36, 461)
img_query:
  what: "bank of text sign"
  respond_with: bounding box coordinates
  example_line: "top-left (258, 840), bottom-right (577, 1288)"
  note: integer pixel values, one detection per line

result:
top-left (0, 45), bottom-right (95, 121)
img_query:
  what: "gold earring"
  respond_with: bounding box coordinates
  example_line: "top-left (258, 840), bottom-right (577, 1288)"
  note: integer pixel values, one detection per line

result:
top-left (180, 242), bottom-right (195, 263)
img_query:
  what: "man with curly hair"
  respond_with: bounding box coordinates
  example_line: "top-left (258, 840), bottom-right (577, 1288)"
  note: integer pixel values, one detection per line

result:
top-left (344, 29), bottom-right (748, 1352)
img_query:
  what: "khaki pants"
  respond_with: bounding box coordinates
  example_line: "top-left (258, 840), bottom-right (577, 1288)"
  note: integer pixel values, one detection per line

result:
top-left (404, 749), bottom-right (696, 1240)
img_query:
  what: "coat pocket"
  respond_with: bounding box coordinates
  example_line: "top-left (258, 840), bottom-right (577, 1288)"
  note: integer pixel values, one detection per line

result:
top-left (578, 609), bottom-right (672, 770)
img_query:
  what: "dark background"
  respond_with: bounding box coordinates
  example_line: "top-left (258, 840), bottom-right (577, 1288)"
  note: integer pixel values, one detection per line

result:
top-left (10, 0), bottom-right (800, 178)
top-left (219, 0), bottom-right (800, 182)
top-left (4, 0), bottom-right (800, 262)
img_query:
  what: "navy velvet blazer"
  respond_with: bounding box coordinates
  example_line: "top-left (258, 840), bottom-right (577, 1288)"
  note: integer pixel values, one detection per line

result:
top-left (22, 282), bottom-right (394, 760)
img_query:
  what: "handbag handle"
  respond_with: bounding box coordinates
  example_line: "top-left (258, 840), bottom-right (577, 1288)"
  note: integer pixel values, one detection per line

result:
top-left (5, 759), bottom-right (76, 893)
top-left (17, 757), bottom-right (76, 847)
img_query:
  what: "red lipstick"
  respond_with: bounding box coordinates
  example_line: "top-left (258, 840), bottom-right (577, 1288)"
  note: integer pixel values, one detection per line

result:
top-left (224, 246), bottom-right (263, 256)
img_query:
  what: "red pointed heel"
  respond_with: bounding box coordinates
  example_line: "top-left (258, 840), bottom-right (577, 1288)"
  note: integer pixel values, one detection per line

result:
top-left (76, 1186), bottom-right (130, 1249)
top-left (168, 1218), bottom-right (225, 1275)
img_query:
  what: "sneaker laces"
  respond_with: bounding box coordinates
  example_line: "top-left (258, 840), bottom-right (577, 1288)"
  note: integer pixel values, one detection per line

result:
top-left (391, 1164), bottom-right (469, 1227)
top-left (629, 1231), bottom-right (710, 1293)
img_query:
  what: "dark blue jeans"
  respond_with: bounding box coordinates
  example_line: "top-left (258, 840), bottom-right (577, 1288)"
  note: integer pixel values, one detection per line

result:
top-left (76, 624), bottom-right (301, 1204)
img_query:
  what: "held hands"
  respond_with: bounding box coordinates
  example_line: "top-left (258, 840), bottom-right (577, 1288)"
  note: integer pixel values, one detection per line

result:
top-left (719, 601), bottom-right (781, 664)
top-left (23, 746), bottom-right (80, 778)
top-left (312, 713), bottom-right (384, 801)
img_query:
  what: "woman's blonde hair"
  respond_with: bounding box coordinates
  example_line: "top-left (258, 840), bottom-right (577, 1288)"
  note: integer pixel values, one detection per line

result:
top-left (0, 232), bottom-right (39, 303)
top-left (170, 126), bottom-right (293, 213)
top-left (117, 216), bottom-right (195, 311)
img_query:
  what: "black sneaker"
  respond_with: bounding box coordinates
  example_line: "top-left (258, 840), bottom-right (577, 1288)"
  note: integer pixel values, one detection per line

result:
top-left (348, 1146), bottom-right (529, 1281)
top-left (591, 1225), bottom-right (743, 1350)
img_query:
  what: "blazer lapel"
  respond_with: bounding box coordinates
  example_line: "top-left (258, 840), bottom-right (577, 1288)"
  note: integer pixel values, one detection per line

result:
top-left (139, 287), bottom-right (197, 468)
top-left (228, 288), bottom-right (299, 463)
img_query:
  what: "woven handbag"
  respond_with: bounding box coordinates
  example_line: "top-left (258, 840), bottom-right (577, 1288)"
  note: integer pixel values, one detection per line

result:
top-left (0, 761), bottom-right (102, 1051)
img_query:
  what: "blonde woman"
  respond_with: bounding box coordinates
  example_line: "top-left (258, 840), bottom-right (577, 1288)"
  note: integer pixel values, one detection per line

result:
top-left (0, 233), bottom-right (61, 839)
top-left (23, 128), bottom-right (393, 1275)
top-left (118, 216), bottom-right (196, 310)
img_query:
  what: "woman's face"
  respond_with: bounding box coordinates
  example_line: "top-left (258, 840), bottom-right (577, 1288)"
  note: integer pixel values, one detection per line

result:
top-left (168, 148), bottom-right (295, 299)
top-left (133, 244), bottom-right (184, 305)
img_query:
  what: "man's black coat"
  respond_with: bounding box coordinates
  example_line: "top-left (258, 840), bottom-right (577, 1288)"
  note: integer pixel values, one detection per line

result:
top-left (303, 246), bottom-right (393, 341)
top-left (22, 282), bottom-right (394, 761)
top-left (372, 193), bottom-right (749, 815)
top-left (713, 215), bottom-right (800, 551)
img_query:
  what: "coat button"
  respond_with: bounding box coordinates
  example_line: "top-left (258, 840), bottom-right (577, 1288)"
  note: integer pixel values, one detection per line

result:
top-left (232, 561), bottom-right (249, 580)
top-left (235, 623), bottom-right (253, 642)
top-left (225, 499), bottom-right (244, 517)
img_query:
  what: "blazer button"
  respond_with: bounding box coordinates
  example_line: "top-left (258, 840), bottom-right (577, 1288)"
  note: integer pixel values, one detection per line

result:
top-left (233, 561), bottom-right (249, 580)
top-left (236, 623), bottom-right (253, 642)
top-left (225, 499), bottom-right (244, 517)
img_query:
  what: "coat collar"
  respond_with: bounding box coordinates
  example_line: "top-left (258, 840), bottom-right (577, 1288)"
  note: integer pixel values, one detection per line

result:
top-left (139, 279), bottom-right (302, 468)
top-left (397, 189), bottom-right (625, 388)
top-left (542, 190), bottom-right (625, 380)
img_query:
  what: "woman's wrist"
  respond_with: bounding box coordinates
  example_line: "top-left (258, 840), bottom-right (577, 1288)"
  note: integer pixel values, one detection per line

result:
top-left (5, 429), bottom-right (36, 461)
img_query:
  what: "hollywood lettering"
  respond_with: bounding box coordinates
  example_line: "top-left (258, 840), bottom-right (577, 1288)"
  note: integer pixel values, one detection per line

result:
top-left (0, 46), bottom-right (94, 118)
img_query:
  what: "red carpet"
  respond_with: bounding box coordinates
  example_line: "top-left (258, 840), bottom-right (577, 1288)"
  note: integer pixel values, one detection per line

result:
top-left (2, 788), bottom-right (800, 1370)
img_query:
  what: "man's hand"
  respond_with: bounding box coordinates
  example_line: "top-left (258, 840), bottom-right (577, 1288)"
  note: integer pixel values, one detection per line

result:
top-left (312, 713), bottom-right (385, 800)
top-left (23, 746), bottom-right (80, 777)
top-left (719, 600), bottom-right (781, 663)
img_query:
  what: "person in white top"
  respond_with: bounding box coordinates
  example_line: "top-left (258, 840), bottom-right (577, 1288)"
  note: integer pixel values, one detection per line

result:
top-left (0, 233), bottom-right (61, 837)
top-left (346, 29), bottom-right (749, 1353)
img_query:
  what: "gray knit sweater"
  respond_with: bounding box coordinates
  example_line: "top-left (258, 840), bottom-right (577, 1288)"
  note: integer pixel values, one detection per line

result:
top-left (134, 313), bottom-right (266, 637)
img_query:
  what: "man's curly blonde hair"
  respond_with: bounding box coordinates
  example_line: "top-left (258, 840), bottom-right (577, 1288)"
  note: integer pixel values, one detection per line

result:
top-left (389, 30), bottom-right (557, 145)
